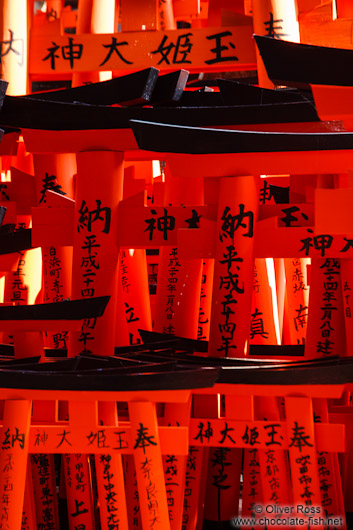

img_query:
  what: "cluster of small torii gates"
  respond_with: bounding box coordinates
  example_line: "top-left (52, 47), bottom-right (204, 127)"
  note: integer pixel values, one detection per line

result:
top-left (0, 1), bottom-right (351, 530)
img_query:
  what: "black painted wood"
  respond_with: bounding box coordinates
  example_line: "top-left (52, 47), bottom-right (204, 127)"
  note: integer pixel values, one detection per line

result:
top-left (157, 89), bottom-right (225, 107)
top-left (0, 295), bottom-right (110, 320)
top-left (0, 96), bottom-right (320, 130)
top-left (139, 329), bottom-right (208, 352)
top-left (0, 365), bottom-right (219, 391)
top-left (130, 119), bottom-right (353, 154)
top-left (217, 78), bottom-right (312, 104)
top-left (0, 226), bottom-right (33, 255)
top-left (0, 80), bottom-right (8, 110)
top-left (142, 70), bottom-right (189, 105)
top-left (26, 68), bottom-right (159, 105)
top-left (255, 34), bottom-right (353, 87)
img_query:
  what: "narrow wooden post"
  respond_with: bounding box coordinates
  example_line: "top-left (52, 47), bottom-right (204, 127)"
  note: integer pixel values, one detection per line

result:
top-left (129, 401), bottom-right (171, 530)
top-left (305, 257), bottom-right (345, 359)
top-left (252, 0), bottom-right (300, 88)
top-left (313, 399), bottom-right (346, 526)
top-left (0, 400), bottom-right (32, 530)
top-left (65, 401), bottom-right (96, 530)
top-left (118, 249), bottom-right (152, 346)
top-left (153, 173), bottom-right (204, 339)
top-left (285, 397), bottom-right (323, 522)
top-left (162, 399), bottom-right (192, 530)
top-left (209, 176), bottom-right (259, 357)
top-left (197, 259), bottom-right (214, 341)
top-left (96, 402), bottom-right (129, 530)
top-left (22, 462), bottom-right (37, 530)
top-left (69, 151), bottom-right (124, 357)
top-left (283, 257), bottom-right (310, 345)
top-left (33, 153), bottom-right (76, 351)
top-left (0, 0), bottom-right (28, 94)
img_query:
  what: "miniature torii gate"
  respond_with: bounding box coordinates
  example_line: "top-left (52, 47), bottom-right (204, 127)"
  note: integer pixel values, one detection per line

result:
top-left (28, 159), bottom-right (353, 350)
top-left (0, 373), bottom-right (347, 530)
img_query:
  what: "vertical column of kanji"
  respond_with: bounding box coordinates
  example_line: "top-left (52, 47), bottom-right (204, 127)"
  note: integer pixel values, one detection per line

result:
top-left (161, 400), bottom-right (191, 530)
top-left (62, 455), bottom-right (95, 530)
top-left (339, 259), bottom-right (353, 356)
top-left (147, 253), bottom-right (159, 326)
top-left (95, 401), bottom-right (129, 530)
top-left (182, 396), bottom-right (219, 530)
top-left (124, 455), bottom-right (142, 530)
top-left (3, 244), bottom-right (28, 338)
top-left (0, 0), bottom-right (28, 94)
top-left (254, 396), bottom-right (291, 523)
top-left (312, 399), bottom-right (346, 527)
top-left (63, 401), bottom-right (96, 530)
top-left (337, 175), bottom-right (353, 358)
top-left (241, 447), bottom-right (263, 526)
top-left (115, 256), bottom-right (130, 347)
top-left (305, 258), bottom-right (345, 359)
top-left (0, 400), bottom-right (31, 530)
top-left (285, 397), bottom-right (323, 526)
top-left (283, 257), bottom-right (310, 346)
top-left (251, 0), bottom-right (300, 88)
top-left (203, 395), bottom-right (245, 529)
top-left (197, 260), bottom-right (214, 342)
top-left (118, 249), bottom-right (152, 346)
top-left (153, 173), bottom-right (204, 339)
top-left (33, 153), bottom-right (76, 351)
top-left (209, 176), bottom-right (259, 358)
top-left (30, 453), bottom-right (60, 530)
top-left (3, 229), bottom-right (44, 359)
top-left (129, 401), bottom-right (171, 530)
top-left (69, 151), bottom-right (123, 357)
top-left (249, 260), bottom-right (279, 346)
